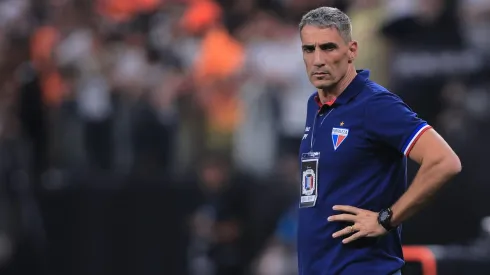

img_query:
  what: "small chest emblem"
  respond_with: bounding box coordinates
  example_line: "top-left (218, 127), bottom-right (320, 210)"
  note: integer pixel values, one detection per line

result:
top-left (331, 127), bottom-right (349, 150)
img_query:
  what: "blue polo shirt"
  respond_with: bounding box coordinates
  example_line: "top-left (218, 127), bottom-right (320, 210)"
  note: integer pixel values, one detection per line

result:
top-left (297, 70), bottom-right (431, 275)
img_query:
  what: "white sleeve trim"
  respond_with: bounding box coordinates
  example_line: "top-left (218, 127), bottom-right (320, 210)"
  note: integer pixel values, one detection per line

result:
top-left (403, 124), bottom-right (432, 156)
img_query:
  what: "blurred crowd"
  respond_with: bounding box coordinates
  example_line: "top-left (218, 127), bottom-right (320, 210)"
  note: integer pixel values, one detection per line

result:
top-left (0, 0), bottom-right (489, 274)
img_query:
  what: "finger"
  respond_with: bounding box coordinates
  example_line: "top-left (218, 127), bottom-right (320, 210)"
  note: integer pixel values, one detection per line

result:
top-left (327, 214), bottom-right (357, 222)
top-left (332, 226), bottom-right (356, 238)
top-left (342, 231), bottom-right (364, 244)
top-left (332, 205), bottom-right (360, 214)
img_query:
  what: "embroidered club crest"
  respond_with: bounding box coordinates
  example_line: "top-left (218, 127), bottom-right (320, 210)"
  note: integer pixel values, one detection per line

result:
top-left (331, 127), bottom-right (349, 150)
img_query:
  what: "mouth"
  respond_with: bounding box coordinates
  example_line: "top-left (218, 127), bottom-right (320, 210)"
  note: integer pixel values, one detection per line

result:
top-left (312, 72), bottom-right (329, 77)
top-left (312, 72), bottom-right (329, 76)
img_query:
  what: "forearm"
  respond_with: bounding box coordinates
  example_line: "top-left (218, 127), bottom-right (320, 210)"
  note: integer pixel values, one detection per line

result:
top-left (390, 158), bottom-right (461, 227)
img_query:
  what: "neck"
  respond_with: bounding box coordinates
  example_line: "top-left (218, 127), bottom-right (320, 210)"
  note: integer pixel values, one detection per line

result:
top-left (318, 66), bottom-right (357, 104)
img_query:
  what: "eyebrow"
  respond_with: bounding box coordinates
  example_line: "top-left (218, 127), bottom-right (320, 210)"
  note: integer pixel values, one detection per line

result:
top-left (302, 44), bottom-right (315, 50)
top-left (320, 42), bottom-right (338, 49)
top-left (302, 42), bottom-right (339, 50)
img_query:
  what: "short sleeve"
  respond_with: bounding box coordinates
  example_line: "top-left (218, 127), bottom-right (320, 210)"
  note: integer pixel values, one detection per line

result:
top-left (364, 92), bottom-right (432, 156)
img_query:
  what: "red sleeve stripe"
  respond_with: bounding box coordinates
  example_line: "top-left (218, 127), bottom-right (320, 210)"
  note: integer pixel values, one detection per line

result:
top-left (403, 125), bottom-right (432, 156)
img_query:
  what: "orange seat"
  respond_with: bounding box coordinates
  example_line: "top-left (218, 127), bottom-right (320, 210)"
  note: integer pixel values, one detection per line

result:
top-left (403, 245), bottom-right (437, 275)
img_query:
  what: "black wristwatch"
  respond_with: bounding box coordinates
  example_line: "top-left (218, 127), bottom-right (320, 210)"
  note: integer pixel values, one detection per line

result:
top-left (377, 208), bottom-right (395, 231)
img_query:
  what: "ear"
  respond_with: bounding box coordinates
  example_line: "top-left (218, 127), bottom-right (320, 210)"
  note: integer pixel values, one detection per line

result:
top-left (348, 41), bottom-right (358, 63)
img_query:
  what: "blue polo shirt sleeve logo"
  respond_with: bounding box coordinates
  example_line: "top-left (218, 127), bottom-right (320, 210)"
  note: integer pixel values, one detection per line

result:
top-left (331, 127), bottom-right (349, 150)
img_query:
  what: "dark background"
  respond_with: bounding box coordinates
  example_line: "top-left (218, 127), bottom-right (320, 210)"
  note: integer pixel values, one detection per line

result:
top-left (0, 0), bottom-right (489, 274)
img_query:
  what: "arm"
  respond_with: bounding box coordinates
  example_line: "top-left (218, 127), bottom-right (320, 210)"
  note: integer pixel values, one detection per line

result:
top-left (389, 128), bottom-right (461, 227)
top-left (329, 128), bottom-right (461, 243)
top-left (328, 92), bottom-right (461, 243)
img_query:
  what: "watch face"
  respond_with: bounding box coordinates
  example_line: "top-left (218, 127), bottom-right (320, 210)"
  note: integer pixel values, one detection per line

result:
top-left (380, 211), bottom-right (389, 221)
top-left (378, 209), bottom-right (393, 230)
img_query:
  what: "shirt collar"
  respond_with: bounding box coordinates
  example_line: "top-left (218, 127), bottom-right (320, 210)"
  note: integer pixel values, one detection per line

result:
top-left (314, 69), bottom-right (369, 107)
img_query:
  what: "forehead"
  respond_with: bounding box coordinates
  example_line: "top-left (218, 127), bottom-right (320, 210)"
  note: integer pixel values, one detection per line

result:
top-left (300, 25), bottom-right (344, 45)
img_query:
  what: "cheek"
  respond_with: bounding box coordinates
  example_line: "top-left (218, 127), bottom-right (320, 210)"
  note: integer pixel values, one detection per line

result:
top-left (303, 58), bottom-right (313, 72)
top-left (330, 53), bottom-right (349, 71)
top-left (330, 52), bottom-right (345, 65)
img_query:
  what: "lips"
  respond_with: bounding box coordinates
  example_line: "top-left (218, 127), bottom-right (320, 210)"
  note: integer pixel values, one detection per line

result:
top-left (313, 72), bottom-right (328, 76)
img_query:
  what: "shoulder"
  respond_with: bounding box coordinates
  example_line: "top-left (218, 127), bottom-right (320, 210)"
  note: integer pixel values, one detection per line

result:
top-left (362, 80), bottom-right (406, 106)
top-left (360, 80), bottom-right (419, 125)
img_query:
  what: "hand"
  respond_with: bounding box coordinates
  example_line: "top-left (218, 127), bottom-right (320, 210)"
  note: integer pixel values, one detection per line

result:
top-left (327, 205), bottom-right (387, 244)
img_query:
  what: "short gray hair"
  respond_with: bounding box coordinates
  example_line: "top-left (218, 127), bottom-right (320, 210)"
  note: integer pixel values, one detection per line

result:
top-left (299, 7), bottom-right (352, 42)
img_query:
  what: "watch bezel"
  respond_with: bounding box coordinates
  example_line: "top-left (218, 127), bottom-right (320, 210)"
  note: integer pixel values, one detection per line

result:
top-left (378, 208), bottom-right (394, 231)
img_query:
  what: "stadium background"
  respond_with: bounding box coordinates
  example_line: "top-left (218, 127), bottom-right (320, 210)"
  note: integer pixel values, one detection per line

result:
top-left (0, 0), bottom-right (489, 274)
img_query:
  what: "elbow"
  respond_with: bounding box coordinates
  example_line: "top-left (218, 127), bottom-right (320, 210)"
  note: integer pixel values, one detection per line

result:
top-left (442, 153), bottom-right (462, 177)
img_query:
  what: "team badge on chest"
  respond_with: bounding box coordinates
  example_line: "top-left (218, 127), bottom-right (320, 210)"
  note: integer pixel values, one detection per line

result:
top-left (331, 127), bottom-right (349, 150)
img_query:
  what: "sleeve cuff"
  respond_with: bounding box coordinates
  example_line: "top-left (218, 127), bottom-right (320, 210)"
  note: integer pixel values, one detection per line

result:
top-left (402, 124), bottom-right (432, 156)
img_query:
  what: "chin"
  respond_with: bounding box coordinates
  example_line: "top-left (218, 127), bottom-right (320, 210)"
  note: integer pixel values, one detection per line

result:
top-left (312, 80), bottom-right (336, 90)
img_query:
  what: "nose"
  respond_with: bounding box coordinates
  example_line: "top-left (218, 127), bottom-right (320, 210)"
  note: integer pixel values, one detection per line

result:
top-left (313, 48), bottom-right (324, 67)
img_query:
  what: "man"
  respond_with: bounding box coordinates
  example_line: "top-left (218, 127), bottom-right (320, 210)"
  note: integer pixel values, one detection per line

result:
top-left (297, 7), bottom-right (461, 275)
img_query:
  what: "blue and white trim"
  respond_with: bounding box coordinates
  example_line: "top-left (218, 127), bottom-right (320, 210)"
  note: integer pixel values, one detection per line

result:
top-left (402, 124), bottom-right (432, 156)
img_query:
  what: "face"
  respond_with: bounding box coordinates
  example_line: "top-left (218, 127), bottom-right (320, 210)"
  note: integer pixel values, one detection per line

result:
top-left (300, 25), bottom-right (357, 89)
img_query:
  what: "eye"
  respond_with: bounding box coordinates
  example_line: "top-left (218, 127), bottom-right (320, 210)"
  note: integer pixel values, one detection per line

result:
top-left (302, 46), bottom-right (314, 53)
